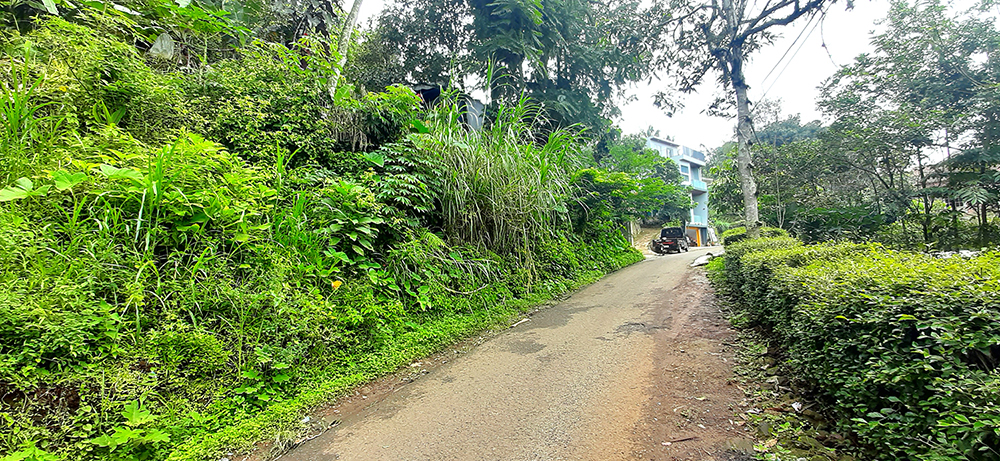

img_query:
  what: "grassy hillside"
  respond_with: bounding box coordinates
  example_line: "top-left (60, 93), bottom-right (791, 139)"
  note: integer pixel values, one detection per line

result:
top-left (0, 17), bottom-right (656, 461)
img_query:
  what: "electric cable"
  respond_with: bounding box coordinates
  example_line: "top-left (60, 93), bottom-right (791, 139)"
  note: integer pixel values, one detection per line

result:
top-left (759, 8), bottom-right (824, 102)
top-left (757, 10), bottom-right (817, 91)
top-left (745, 7), bottom-right (825, 145)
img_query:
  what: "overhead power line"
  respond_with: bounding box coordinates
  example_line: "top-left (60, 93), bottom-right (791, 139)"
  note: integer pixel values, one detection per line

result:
top-left (757, 10), bottom-right (819, 91)
top-left (759, 8), bottom-right (826, 102)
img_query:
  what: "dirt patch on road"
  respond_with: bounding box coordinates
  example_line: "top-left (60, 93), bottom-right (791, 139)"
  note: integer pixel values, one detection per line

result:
top-left (633, 227), bottom-right (662, 257)
top-left (630, 268), bottom-right (753, 461)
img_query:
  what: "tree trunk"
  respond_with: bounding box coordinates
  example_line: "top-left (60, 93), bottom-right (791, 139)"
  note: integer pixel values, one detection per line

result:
top-left (730, 47), bottom-right (761, 238)
top-left (329, 0), bottom-right (364, 98)
top-left (916, 152), bottom-right (931, 247)
top-left (980, 165), bottom-right (989, 246)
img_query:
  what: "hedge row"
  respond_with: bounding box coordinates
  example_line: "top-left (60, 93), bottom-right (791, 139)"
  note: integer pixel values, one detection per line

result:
top-left (715, 237), bottom-right (1000, 460)
top-left (720, 226), bottom-right (789, 245)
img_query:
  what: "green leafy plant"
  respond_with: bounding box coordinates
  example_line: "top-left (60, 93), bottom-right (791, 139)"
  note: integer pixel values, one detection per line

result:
top-left (0, 441), bottom-right (59, 461)
top-left (233, 361), bottom-right (293, 407)
top-left (0, 178), bottom-right (50, 202)
top-left (89, 400), bottom-right (170, 459)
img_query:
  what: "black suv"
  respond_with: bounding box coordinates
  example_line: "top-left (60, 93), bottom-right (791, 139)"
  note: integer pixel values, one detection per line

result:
top-left (651, 227), bottom-right (689, 254)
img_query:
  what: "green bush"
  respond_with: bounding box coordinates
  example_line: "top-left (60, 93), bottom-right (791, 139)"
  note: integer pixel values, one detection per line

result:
top-left (189, 41), bottom-right (423, 171)
top-left (718, 236), bottom-right (801, 297)
top-left (726, 239), bottom-right (868, 331)
top-left (717, 236), bottom-right (1000, 460)
top-left (720, 226), bottom-right (789, 245)
top-left (783, 251), bottom-right (1000, 459)
top-left (1, 18), bottom-right (191, 144)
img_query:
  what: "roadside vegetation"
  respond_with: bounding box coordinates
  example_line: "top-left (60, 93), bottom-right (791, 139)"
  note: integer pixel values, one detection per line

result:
top-left (710, 229), bottom-right (1000, 460)
top-left (705, 4), bottom-right (1000, 457)
top-left (3, 0), bottom-right (999, 459)
top-left (0, 2), bottom-right (692, 460)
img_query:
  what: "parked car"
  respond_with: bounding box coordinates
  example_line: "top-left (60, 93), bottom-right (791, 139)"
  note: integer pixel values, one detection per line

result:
top-left (650, 227), bottom-right (689, 254)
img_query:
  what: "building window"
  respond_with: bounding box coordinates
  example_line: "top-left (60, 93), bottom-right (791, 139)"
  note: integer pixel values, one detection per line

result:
top-left (680, 165), bottom-right (689, 174)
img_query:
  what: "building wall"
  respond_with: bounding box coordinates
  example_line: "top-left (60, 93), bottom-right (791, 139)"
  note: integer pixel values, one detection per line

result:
top-left (645, 137), bottom-right (711, 231)
top-left (691, 191), bottom-right (709, 225)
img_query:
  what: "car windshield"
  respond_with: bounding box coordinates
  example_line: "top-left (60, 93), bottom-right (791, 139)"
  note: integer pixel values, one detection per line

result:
top-left (660, 228), bottom-right (685, 238)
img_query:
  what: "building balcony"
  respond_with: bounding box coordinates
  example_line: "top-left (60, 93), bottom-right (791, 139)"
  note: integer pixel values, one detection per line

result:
top-left (682, 146), bottom-right (706, 162)
top-left (685, 179), bottom-right (708, 192)
top-left (688, 214), bottom-right (709, 226)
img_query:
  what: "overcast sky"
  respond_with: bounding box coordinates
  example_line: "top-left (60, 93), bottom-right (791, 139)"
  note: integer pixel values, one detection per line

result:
top-left (617, 0), bottom-right (892, 152)
top-left (356, 0), bottom-right (892, 152)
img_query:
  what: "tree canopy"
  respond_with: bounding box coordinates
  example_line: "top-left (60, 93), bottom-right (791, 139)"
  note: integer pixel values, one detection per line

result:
top-left (351, 0), bottom-right (661, 138)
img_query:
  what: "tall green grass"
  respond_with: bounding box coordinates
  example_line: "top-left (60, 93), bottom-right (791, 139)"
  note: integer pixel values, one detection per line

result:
top-left (416, 92), bottom-right (583, 274)
top-left (0, 52), bottom-right (65, 183)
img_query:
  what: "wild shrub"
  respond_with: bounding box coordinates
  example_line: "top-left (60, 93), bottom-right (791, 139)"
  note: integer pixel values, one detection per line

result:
top-left (719, 236), bottom-right (1000, 460)
top-left (189, 41), bottom-right (423, 170)
top-left (1, 18), bottom-right (190, 143)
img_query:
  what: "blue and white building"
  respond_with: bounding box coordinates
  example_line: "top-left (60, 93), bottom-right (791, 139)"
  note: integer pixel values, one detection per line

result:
top-left (645, 137), bottom-right (712, 246)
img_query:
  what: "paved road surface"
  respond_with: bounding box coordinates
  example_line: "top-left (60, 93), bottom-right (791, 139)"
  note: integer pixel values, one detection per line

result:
top-left (283, 247), bottom-right (749, 461)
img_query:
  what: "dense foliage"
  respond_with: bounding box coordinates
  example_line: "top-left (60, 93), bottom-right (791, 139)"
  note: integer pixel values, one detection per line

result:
top-left (718, 225), bottom-right (788, 245)
top-left (352, 0), bottom-right (661, 140)
top-left (0, 8), bottom-right (667, 460)
top-left (712, 236), bottom-right (1000, 460)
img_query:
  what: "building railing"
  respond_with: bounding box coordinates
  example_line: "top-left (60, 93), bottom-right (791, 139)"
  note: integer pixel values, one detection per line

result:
top-left (682, 147), bottom-right (707, 162)
top-left (689, 179), bottom-right (708, 191)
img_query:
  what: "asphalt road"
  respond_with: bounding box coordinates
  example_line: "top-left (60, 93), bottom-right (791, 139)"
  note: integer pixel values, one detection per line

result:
top-left (283, 246), bottom-right (748, 461)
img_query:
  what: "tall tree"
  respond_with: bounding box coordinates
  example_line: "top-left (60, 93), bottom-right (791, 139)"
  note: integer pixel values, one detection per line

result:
top-left (353, 0), bottom-right (659, 138)
top-left (329, 0), bottom-right (363, 96)
top-left (818, 0), bottom-right (1000, 247)
top-left (658, 0), bottom-right (835, 237)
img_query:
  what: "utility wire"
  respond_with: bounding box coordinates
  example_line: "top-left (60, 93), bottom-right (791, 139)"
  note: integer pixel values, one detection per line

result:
top-left (819, 10), bottom-right (838, 67)
top-left (757, 10), bottom-right (818, 91)
top-left (745, 8), bottom-right (823, 146)
top-left (759, 9), bottom-right (824, 102)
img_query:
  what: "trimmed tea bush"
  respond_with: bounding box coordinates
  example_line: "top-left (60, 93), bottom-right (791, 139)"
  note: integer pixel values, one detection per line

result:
top-left (717, 237), bottom-right (1000, 460)
top-left (720, 226), bottom-right (789, 245)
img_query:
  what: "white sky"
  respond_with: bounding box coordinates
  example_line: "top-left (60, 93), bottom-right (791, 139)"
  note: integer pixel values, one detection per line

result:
top-left (618, 0), bottom-right (891, 152)
top-left (356, 0), bottom-right (892, 152)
